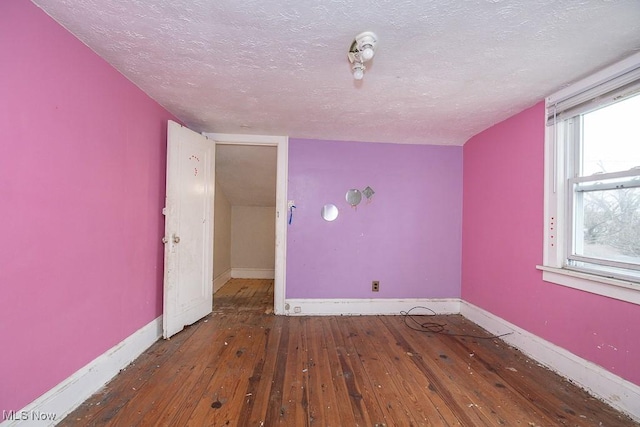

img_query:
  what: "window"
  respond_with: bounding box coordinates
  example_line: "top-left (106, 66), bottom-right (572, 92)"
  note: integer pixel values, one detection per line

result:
top-left (541, 53), bottom-right (640, 304)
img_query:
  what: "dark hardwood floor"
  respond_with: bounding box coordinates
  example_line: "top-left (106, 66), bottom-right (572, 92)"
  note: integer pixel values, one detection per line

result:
top-left (60, 279), bottom-right (637, 426)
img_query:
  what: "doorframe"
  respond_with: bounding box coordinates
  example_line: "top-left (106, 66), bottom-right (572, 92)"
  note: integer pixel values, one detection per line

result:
top-left (203, 132), bottom-right (288, 315)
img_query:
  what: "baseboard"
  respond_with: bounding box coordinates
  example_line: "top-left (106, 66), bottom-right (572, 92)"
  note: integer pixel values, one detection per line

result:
top-left (231, 268), bottom-right (274, 279)
top-left (284, 298), bottom-right (461, 316)
top-left (0, 316), bottom-right (163, 427)
top-left (5, 301), bottom-right (637, 424)
top-left (460, 301), bottom-right (640, 422)
top-left (213, 268), bottom-right (232, 293)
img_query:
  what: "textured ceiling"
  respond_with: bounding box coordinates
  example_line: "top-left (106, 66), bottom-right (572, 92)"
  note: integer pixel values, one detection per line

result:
top-left (31, 0), bottom-right (640, 145)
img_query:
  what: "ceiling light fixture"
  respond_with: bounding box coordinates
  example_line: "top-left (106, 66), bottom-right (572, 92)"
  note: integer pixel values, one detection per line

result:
top-left (348, 31), bottom-right (377, 81)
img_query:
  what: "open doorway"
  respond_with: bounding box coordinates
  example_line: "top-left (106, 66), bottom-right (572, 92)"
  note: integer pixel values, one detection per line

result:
top-left (213, 144), bottom-right (276, 312)
top-left (205, 133), bottom-right (288, 314)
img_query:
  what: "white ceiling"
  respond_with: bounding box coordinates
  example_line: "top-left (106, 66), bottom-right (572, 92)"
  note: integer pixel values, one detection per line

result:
top-left (31, 0), bottom-right (640, 146)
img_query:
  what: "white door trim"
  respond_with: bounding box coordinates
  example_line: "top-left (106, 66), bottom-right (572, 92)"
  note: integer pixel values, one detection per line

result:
top-left (203, 132), bottom-right (288, 314)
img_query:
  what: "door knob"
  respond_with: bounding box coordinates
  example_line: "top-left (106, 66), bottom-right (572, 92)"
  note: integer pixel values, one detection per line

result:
top-left (162, 236), bottom-right (168, 243)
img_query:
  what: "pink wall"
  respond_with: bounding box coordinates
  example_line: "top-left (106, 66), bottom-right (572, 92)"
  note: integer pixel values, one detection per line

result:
top-left (287, 139), bottom-right (463, 299)
top-left (462, 102), bottom-right (640, 386)
top-left (0, 1), bottom-right (176, 410)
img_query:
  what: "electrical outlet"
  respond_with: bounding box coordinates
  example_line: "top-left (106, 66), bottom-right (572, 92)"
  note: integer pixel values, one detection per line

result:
top-left (372, 281), bottom-right (380, 292)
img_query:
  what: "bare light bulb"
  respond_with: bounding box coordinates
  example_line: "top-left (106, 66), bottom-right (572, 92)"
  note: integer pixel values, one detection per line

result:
top-left (353, 67), bottom-right (364, 80)
top-left (361, 46), bottom-right (374, 61)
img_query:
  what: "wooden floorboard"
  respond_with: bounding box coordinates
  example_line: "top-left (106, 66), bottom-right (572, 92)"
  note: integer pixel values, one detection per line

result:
top-left (60, 278), bottom-right (637, 426)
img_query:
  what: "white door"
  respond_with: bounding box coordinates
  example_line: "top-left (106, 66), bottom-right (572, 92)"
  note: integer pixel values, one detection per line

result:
top-left (163, 120), bottom-right (215, 339)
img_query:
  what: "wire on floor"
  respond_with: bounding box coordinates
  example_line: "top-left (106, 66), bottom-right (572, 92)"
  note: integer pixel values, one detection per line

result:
top-left (400, 306), bottom-right (513, 340)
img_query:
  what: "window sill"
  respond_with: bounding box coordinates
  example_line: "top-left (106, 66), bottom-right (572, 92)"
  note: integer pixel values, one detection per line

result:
top-left (536, 265), bottom-right (640, 306)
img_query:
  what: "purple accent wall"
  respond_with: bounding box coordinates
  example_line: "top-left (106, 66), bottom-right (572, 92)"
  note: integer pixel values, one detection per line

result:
top-left (0, 0), bottom-right (176, 410)
top-left (287, 139), bottom-right (463, 299)
top-left (462, 102), bottom-right (640, 386)
top-left (3, 0), bottom-right (634, 412)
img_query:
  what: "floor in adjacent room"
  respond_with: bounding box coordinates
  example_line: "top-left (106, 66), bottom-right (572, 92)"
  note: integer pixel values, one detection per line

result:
top-left (60, 278), bottom-right (637, 426)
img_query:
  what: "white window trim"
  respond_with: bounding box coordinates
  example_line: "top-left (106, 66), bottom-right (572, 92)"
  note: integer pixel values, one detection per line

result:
top-left (537, 266), bottom-right (640, 306)
top-left (540, 51), bottom-right (640, 306)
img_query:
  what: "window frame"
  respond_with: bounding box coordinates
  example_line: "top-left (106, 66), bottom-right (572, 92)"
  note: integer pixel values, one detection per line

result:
top-left (567, 121), bottom-right (640, 275)
top-left (540, 52), bottom-right (640, 306)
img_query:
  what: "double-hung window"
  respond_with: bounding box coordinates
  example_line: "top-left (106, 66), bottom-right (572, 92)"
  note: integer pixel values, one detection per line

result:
top-left (541, 53), bottom-right (640, 304)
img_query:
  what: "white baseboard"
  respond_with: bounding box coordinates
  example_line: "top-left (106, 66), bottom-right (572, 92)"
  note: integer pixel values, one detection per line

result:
top-left (460, 301), bottom-right (640, 422)
top-left (0, 316), bottom-right (163, 427)
top-left (6, 300), bottom-right (637, 424)
top-left (213, 268), bottom-right (232, 293)
top-left (284, 298), bottom-right (461, 316)
top-left (231, 268), bottom-right (274, 279)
